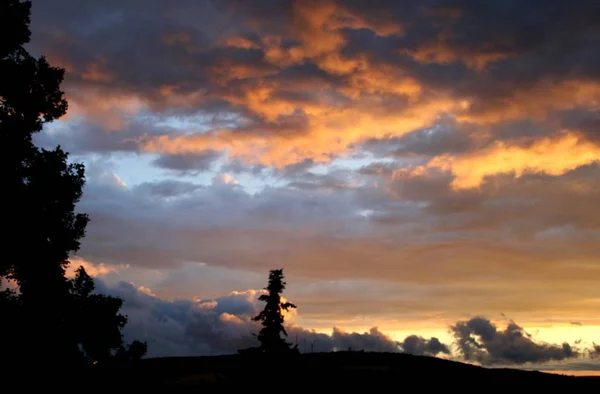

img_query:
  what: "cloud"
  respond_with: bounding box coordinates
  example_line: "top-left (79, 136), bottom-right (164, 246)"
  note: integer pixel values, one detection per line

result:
top-left (329, 327), bottom-right (400, 353)
top-left (287, 326), bottom-right (402, 353)
top-left (133, 180), bottom-right (204, 198)
top-left (401, 335), bottom-right (450, 357)
top-left (211, 172), bottom-right (239, 186)
top-left (151, 150), bottom-right (222, 173)
top-left (451, 317), bottom-right (579, 365)
top-left (66, 256), bottom-right (121, 277)
top-left (361, 117), bottom-right (475, 159)
top-left (91, 277), bottom-right (597, 368)
top-left (96, 279), bottom-right (259, 357)
top-left (286, 168), bottom-right (361, 191)
top-left (424, 132), bottom-right (600, 190)
top-left (95, 277), bottom-right (405, 357)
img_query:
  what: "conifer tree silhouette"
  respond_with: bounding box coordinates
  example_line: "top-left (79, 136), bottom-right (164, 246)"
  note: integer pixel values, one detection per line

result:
top-left (252, 269), bottom-right (298, 353)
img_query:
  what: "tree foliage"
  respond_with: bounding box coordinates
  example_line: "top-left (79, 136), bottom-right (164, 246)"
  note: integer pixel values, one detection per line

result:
top-left (252, 269), bottom-right (298, 354)
top-left (69, 266), bottom-right (130, 364)
top-left (1, 0), bottom-right (77, 286)
top-left (0, 0), bottom-right (145, 365)
top-left (115, 340), bottom-right (149, 362)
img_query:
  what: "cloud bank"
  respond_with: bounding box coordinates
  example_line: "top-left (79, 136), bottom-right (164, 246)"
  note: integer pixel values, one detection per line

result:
top-left (94, 277), bottom-right (595, 368)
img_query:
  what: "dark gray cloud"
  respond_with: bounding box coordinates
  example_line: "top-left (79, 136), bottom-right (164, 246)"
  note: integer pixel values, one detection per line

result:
top-left (95, 277), bottom-right (405, 357)
top-left (552, 108), bottom-right (600, 143)
top-left (360, 115), bottom-right (573, 162)
top-left (288, 326), bottom-right (402, 353)
top-left (401, 335), bottom-right (450, 357)
top-left (95, 278), bottom-right (258, 357)
top-left (329, 327), bottom-right (400, 353)
top-left (94, 277), bottom-right (595, 367)
top-left (133, 180), bottom-right (204, 198)
top-left (286, 168), bottom-right (358, 192)
top-left (151, 150), bottom-right (222, 173)
top-left (383, 162), bottom-right (600, 236)
top-left (340, 0), bottom-right (600, 95)
top-left (30, 0), bottom-right (227, 90)
top-left (357, 161), bottom-right (404, 176)
top-left (451, 317), bottom-right (579, 365)
top-left (361, 120), bottom-right (475, 158)
top-left (33, 118), bottom-right (171, 154)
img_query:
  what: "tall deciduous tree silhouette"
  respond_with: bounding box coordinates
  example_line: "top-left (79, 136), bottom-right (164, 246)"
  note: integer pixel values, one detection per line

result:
top-left (1, 0), bottom-right (86, 363)
top-left (1, 0), bottom-right (78, 287)
top-left (252, 269), bottom-right (298, 353)
top-left (0, 0), bottom-right (144, 365)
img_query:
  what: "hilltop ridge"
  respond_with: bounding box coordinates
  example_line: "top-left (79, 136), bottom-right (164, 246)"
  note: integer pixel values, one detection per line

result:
top-left (71, 352), bottom-right (600, 391)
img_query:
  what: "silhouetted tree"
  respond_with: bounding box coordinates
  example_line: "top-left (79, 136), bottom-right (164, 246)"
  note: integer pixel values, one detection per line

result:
top-left (69, 266), bottom-right (129, 364)
top-left (115, 340), bottom-right (148, 362)
top-left (0, 0), bottom-right (88, 364)
top-left (0, 1), bottom-right (144, 365)
top-left (0, 283), bottom-right (23, 360)
top-left (252, 269), bottom-right (298, 354)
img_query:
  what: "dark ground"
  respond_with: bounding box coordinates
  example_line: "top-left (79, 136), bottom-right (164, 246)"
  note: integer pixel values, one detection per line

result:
top-left (23, 352), bottom-right (600, 391)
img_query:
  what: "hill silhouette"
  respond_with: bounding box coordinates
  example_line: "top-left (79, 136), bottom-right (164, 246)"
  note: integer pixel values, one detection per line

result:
top-left (69, 352), bottom-right (599, 391)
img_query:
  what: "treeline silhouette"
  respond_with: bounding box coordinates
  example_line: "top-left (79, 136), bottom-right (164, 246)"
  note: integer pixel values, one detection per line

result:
top-left (0, 0), bottom-right (146, 367)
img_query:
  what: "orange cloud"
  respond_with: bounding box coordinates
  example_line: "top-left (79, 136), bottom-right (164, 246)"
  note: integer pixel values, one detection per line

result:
top-left (340, 65), bottom-right (422, 98)
top-left (424, 132), bottom-right (600, 190)
top-left (80, 60), bottom-right (115, 83)
top-left (139, 69), bottom-right (460, 167)
top-left (219, 312), bottom-right (246, 325)
top-left (62, 87), bottom-right (148, 131)
top-left (66, 256), bottom-right (120, 277)
top-left (217, 35), bottom-right (259, 50)
top-left (402, 44), bottom-right (513, 71)
top-left (138, 100), bottom-right (456, 168)
top-left (261, 0), bottom-right (386, 71)
top-left (137, 285), bottom-right (156, 296)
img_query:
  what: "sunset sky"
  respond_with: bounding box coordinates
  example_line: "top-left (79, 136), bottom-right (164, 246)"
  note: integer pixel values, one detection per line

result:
top-left (27, 0), bottom-right (600, 371)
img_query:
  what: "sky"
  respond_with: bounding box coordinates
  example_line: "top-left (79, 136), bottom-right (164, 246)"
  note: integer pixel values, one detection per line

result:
top-left (25, 0), bottom-right (600, 372)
